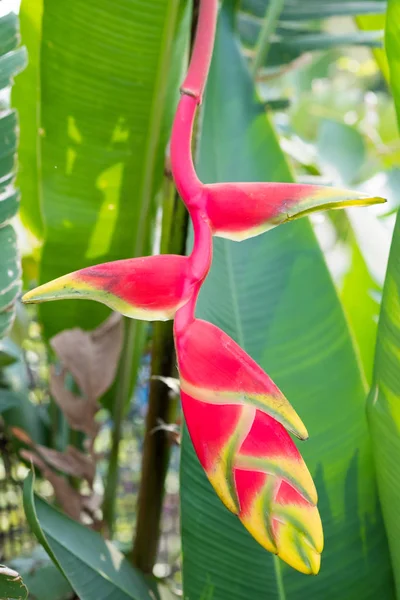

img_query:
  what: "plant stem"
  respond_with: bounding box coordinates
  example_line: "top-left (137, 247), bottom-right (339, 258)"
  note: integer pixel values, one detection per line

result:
top-left (251, 0), bottom-right (285, 77)
top-left (102, 319), bottom-right (143, 537)
top-left (181, 0), bottom-right (218, 101)
top-left (131, 321), bottom-right (175, 572)
top-left (170, 0), bottom-right (218, 206)
top-left (131, 188), bottom-right (188, 572)
top-left (273, 555), bottom-right (287, 600)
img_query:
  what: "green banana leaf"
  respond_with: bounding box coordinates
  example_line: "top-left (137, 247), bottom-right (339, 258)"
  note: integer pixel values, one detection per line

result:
top-left (16, 0), bottom-right (189, 421)
top-left (340, 228), bottom-right (381, 384)
top-left (180, 7), bottom-right (395, 599)
top-left (356, 12), bottom-right (389, 80)
top-left (368, 214), bottom-right (400, 597)
top-left (18, 0), bottom-right (183, 339)
top-left (385, 0), bottom-right (400, 127)
top-left (366, 1), bottom-right (400, 595)
top-left (315, 119), bottom-right (383, 384)
top-left (0, 13), bottom-right (26, 340)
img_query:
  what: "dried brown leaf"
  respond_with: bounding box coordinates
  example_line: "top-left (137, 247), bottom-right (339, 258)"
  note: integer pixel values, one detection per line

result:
top-left (49, 366), bottom-right (99, 437)
top-left (21, 451), bottom-right (83, 521)
top-left (169, 431), bottom-right (181, 446)
top-left (10, 427), bottom-right (34, 445)
top-left (36, 445), bottom-right (96, 487)
top-left (50, 328), bottom-right (93, 400)
top-left (50, 313), bottom-right (123, 402)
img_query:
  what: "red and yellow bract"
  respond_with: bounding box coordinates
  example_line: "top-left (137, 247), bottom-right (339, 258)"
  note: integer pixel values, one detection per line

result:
top-left (23, 255), bottom-right (193, 321)
top-left (23, 0), bottom-right (385, 574)
top-left (205, 182), bottom-right (384, 241)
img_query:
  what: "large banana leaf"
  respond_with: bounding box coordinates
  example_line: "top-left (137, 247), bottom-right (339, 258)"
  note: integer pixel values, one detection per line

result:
top-left (366, 1), bottom-right (400, 594)
top-left (180, 7), bottom-right (394, 599)
top-left (368, 214), bottom-right (400, 596)
top-left (19, 0), bottom-right (183, 339)
top-left (0, 13), bottom-right (26, 339)
top-left (315, 119), bottom-right (384, 384)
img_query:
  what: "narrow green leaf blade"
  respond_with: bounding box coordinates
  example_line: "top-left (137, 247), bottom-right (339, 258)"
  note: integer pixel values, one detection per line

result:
top-left (356, 12), bottom-right (389, 80)
top-left (368, 214), bottom-right (400, 596)
top-left (367, 4), bottom-right (400, 594)
top-left (23, 471), bottom-right (154, 600)
top-left (386, 0), bottom-right (400, 127)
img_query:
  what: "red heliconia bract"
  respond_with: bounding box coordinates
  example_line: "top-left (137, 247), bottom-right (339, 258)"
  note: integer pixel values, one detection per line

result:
top-left (205, 182), bottom-right (384, 241)
top-left (176, 318), bottom-right (308, 440)
top-left (23, 0), bottom-right (385, 574)
top-left (23, 255), bottom-right (194, 321)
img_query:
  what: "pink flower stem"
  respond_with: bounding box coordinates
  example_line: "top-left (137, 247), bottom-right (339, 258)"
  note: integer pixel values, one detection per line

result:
top-left (181, 0), bottom-right (219, 102)
top-left (170, 0), bottom-right (218, 335)
top-left (170, 94), bottom-right (202, 204)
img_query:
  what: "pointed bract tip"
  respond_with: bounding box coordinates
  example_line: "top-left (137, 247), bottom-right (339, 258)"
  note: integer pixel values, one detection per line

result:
top-left (294, 422), bottom-right (309, 441)
top-left (277, 522), bottom-right (322, 575)
top-left (22, 273), bottom-right (81, 304)
top-left (278, 398), bottom-right (308, 441)
top-left (287, 189), bottom-right (386, 223)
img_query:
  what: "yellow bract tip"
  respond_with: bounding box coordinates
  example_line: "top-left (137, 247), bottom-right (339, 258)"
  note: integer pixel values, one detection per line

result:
top-left (288, 190), bottom-right (386, 222)
top-left (22, 273), bottom-right (81, 304)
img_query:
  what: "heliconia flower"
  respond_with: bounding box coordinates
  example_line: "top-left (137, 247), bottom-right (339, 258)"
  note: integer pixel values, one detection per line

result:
top-left (20, 0), bottom-right (387, 575)
top-left (175, 318), bottom-right (308, 440)
top-left (176, 318), bottom-right (323, 574)
top-left (22, 255), bottom-right (194, 321)
top-left (204, 182), bottom-right (385, 241)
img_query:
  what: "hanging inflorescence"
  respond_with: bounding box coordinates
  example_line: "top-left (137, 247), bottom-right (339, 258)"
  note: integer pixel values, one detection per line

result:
top-left (23, 0), bottom-right (385, 574)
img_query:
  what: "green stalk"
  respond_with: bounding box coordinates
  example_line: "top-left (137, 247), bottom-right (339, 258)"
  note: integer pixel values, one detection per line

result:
top-left (102, 318), bottom-right (145, 537)
top-left (251, 0), bottom-right (285, 76)
top-left (131, 181), bottom-right (188, 573)
top-left (273, 555), bottom-right (287, 600)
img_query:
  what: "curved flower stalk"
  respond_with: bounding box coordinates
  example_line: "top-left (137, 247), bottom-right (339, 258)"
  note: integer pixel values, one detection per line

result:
top-left (23, 0), bottom-right (384, 574)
